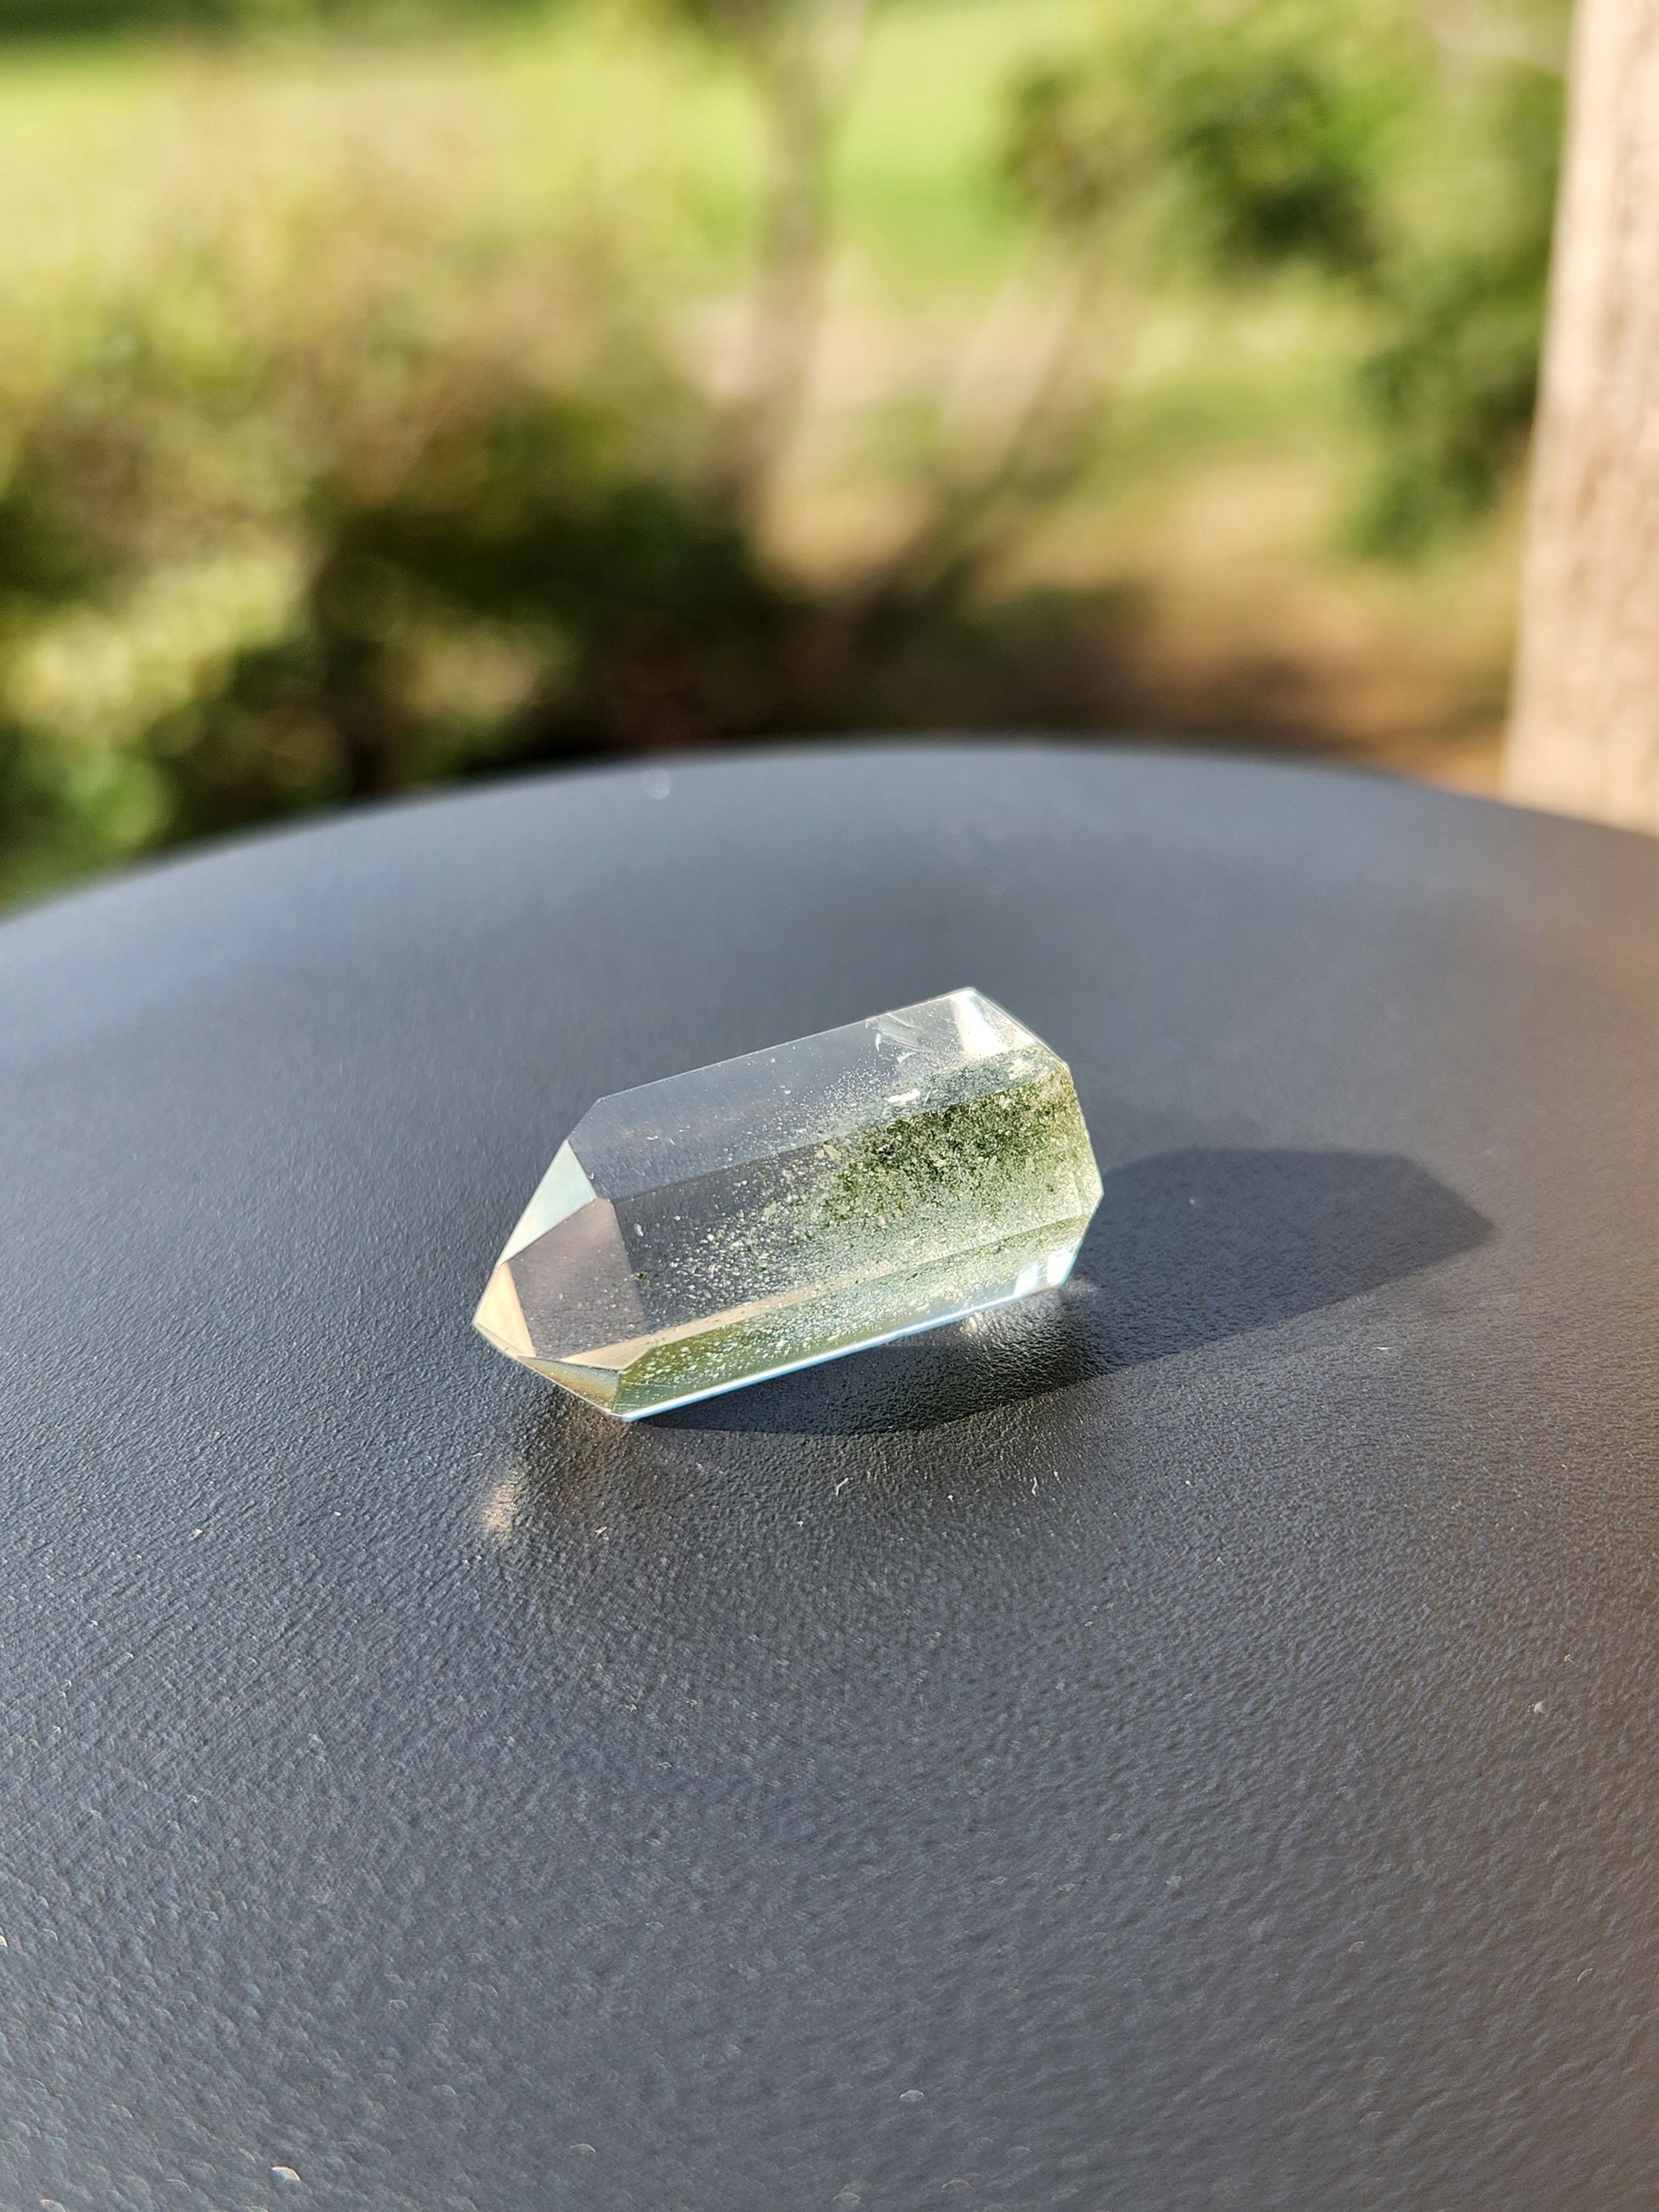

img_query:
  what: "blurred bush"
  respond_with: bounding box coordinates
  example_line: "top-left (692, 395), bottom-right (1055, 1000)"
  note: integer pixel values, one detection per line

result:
top-left (0, 0), bottom-right (1565, 900)
top-left (1006, 0), bottom-right (1561, 551)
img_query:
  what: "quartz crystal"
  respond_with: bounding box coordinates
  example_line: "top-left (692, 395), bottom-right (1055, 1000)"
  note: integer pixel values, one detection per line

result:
top-left (473, 989), bottom-right (1102, 1418)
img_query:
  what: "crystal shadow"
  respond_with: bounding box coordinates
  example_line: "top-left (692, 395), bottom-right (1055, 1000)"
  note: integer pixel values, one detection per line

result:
top-left (656, 1146), bottom-right (1494, 1436)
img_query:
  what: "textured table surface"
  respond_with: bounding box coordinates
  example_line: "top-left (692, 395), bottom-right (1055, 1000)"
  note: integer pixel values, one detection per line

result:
top-left (2, 744), bottom-right (1656, 2211)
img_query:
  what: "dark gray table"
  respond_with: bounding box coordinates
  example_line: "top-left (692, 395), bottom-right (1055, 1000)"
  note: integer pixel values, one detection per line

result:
top-left (2, 745), bottom-right (1656, 2211)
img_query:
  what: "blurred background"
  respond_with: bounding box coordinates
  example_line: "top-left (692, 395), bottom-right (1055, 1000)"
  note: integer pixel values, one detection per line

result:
top-left (0, 0), bottom-right (1567, 903)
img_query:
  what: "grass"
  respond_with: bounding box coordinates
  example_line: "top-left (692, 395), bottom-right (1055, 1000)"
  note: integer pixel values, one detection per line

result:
top-left (0, 0), bottom-right (1105, 297)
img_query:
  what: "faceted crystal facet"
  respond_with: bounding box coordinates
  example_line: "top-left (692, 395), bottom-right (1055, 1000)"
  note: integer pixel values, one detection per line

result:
top-left (474, 989), bottom-right (1102, 1418)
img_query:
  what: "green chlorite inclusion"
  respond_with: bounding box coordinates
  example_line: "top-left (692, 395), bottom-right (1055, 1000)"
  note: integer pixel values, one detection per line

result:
top-left (474, 988), bottom-right (1102, 1418)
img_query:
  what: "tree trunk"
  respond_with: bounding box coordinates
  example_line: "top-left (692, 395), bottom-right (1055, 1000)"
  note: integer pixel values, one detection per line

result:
top-left (722, 0), bottom-right (870, 523)
top-left (1506, 0), bottom-right (1659, 832)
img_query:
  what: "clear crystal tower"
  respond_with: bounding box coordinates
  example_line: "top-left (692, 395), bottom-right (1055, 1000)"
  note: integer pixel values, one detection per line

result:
top-left (474, 989), bottom-right (1102, 1418)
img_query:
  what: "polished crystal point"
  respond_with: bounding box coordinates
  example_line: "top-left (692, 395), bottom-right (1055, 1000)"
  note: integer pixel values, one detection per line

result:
top-left (474, 989), bottom-right (1102, 1419)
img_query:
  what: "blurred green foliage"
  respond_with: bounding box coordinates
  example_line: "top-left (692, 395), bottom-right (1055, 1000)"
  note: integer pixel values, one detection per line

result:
top-left (1007, 0), bottom-right (1562, 551)
top-left (1354, 64), bottom-right (1561, 552)
top-left (1009, 0), bottom-right (1403, 270)
top-left (0, 0), bottom-right (1565, 902)
top-left (0, 0), bottom-right (539, 30)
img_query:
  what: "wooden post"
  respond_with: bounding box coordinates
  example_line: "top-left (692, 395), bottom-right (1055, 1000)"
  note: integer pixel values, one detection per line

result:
top-left (1506, 0), bottom-right (1659, 832)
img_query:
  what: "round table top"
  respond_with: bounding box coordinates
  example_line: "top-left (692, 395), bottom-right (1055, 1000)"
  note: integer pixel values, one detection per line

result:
top-left (2, 744), bottom-right (1656, 2210)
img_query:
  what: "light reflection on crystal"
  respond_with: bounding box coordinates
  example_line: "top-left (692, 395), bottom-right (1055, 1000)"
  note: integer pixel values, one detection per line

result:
top-left (474, 989), bottom-right (1103, 1418)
